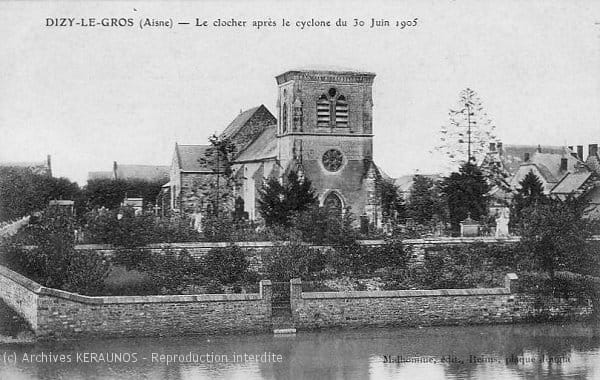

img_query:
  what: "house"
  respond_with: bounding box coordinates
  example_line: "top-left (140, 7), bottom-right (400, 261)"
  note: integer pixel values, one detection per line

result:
top-left (549, 144), bottom-right (600, 219)
top-left (0, 155), bottom-right (52, 177)
top-left (393, 174), bottom-right (443, 201)
top-left (88, 161), bottom-right (169, 183)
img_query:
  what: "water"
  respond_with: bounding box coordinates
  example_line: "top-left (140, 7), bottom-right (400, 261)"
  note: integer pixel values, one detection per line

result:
top-left (1, 322), bottom-right (600, 379)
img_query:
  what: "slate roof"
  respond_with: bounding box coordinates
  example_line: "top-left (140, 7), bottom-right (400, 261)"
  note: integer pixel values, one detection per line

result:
top-left (234, 125), bottom-right (278, 163)
top-left (175, 144), bottom-right (212, 172)
top-left (87, 171), bottom-right (113, 180)
top-left (221, 105), bottom-right (267, 140)
top-left (551, 171), bottom-right (593, 194)
top-left (393, 174), bottom-right (443, 193)
top-left (498, 144), bottom-right (567, 175)
top-left (115, 164), bottom-right (170, 182)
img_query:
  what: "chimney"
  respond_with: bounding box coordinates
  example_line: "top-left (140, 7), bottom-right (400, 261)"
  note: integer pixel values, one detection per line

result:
top-left (560, 158), bottom-right (568, 171)
top-left (46, 154), bottom-right (52, 177)
top-left (489, 142), bottom-right (496, 152)
top-left (113, 161), bottom-right (118, 180)
top-left (590, 144), bottom-right (598, 158)
top-left (497, 142), bottom-right (503, 155)
top-left (577, 145), bottom-right (584, 160)
top-left (524, 152), bottom-right (530, 162)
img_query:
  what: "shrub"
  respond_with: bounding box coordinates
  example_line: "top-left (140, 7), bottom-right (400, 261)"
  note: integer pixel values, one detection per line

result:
top-left (84, 208), bottom-right (201, 246)
top-left (62, 250), bottom-right (111, 295)
top-left (262, 241), bottom-right (327, 281)
top-left (202, 245), bottom-right (249, 284)
top-left (111, 248), bottom-right (204, 295)
top-left (1, 208), bottom-right (110, 295)
top-left (290, 205), bottom-right (357, 245)
top-left (329, 238), bottom-right (407, 276)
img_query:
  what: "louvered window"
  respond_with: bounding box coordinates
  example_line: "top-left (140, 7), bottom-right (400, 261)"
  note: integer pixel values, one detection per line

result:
top-left (335, 95), bottom-right (348, 127)
top-left (316, 89), bottom-right (349, 128)
top-left (317, 95), bottom-right (330, 127)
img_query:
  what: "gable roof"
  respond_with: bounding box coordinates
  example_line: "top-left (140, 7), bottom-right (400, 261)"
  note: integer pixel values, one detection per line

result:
top-left (221, 105), bottom-right (269, 140)
top-left (115, 164), bottom-right (170, 182)
top-left (551, 170), bottom-right (593, 195)
top-left (497, 144), bottom-right (567, 175)
top-left (88, 171), bottom-right (113, 180)
top-left (393, 174), bottom-right (443, 193)
top-left (233, 125), bottom-right (278, 163)
top-left (175, 144), bottom-right (212, 172)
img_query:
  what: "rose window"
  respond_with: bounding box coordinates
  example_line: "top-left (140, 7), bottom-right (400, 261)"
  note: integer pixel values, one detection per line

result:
top-left (322, 149), bottom-right (343, 172)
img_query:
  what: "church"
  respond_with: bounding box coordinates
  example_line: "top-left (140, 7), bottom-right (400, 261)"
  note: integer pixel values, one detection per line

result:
top-left (165, 68), bottom-right (384, 227)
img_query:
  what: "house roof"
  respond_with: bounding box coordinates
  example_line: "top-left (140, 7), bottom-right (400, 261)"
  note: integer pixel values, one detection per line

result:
top-left (221, 105), bottom-right (267, 140)
top-left (497, 144), bottom-right (567, 175)
top-left (87, 171), bottom-right (113, 180)
top-left (234, 125), bottom-right (278, 163)
top-left (393, 174), bottom-right (443, 193)
top-left (115, 164), bottom-right (170, 182)
top-left (175, 144), bottom-right (212, 172)
top-left (0, 161), bottom-right (46, 168)
top-left (551, 171), bottom-right (593, 194)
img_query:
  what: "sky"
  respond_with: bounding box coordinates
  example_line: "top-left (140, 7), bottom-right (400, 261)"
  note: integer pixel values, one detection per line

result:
top-left (0, 0), bottom-right (599, 185)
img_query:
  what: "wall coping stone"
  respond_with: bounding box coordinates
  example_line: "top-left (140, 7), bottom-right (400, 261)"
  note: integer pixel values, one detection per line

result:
top-left (24, 235), bottom-right (598, 251)
top-left (0, 264), bottom-right (263, 305)
top-left (301, 287), bottom-right (511, 299)
top-left (0, 265), bottom-right (43, 293)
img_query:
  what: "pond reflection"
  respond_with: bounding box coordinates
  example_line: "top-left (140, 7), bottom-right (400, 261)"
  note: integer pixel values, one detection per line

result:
top-left (1, 322), bottom-right (600, 379)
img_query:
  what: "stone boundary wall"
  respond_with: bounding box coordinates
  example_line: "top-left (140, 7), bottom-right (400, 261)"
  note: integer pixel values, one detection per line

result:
top-left (289, 274), bottom-right (593, 329)
top-left (0, 265), bottom-right (39, 330)
top-left (70, 237), bottom-right (525, 271)
top-left (0, 266), bottom-right (594, 339)
top-left (0, 265), bottom-right (272, 339)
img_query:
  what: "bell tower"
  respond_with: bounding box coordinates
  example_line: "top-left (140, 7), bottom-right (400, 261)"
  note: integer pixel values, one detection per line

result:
top-left (275, 68), bottom-right (379, 221)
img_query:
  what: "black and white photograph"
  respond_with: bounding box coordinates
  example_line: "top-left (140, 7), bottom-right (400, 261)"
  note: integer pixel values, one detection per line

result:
top-left (1, 1), bottom-right (600, 379)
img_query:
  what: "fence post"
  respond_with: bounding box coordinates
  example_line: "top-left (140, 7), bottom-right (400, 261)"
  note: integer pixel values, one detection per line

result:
top-left (505, 273), bottom-right (519, 293)
top-left (259, 280), bottom-right (272, 318)
top-left (290, 278), bottom-right (302, 316)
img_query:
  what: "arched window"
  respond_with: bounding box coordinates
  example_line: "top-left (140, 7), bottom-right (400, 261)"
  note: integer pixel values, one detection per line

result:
top-left (316, 89), bottom-right (348, 128)
top-left (323, 192), bottom-right (343, 217)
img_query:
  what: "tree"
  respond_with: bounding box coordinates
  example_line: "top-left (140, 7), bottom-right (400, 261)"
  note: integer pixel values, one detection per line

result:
top-left (0, 167), bottom-right (82, 221)
top-left (83, 178), bottom-right (164, 211)
top-left (510, 171), bottom-right (547, 231)
top-left (406, 175), bottom-right (444, 225)
top-left (257, 171), bottom-right (317, 227)
top-left (380, 178), bottom-right (406, 223)
top-left (435, 88), bottom-right (498, 170)
top-left (4, 207), bottom-right (110, 295)
top-left (520, 198), bottom-right (593, 277)
top-left (441, 162), bottom-right (490, 232)
top-left (290, 205), bottom-right (357, 245)
top-left (197, 134), bottom-right (239, 217)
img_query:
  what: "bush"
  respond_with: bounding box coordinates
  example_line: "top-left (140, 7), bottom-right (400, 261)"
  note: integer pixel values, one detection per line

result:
top-left (62, 250), bottom-right (111, 295)
top-left (1, 208), bottom-right (110, 295)
top-left (84, 208), bottom-right (201, 246)
top-left (262, 241), bottom-right (327, 281)
top-left (202, 245), bottom-right (249, 284)
top-left (329, 238), bottom-right (407, 276)
top-left (111, 248), bottom-right (204, 295)
top-left (290, 205), bottom-right (357, 245)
